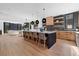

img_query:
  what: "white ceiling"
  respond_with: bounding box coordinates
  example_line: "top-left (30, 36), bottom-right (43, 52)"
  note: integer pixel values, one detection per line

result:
top-left (0, 3), bottom-right (38, 20)
top-left (37, 3), bottom-right (79, 17)
top-left (0, 3), bottom-right (79, 22)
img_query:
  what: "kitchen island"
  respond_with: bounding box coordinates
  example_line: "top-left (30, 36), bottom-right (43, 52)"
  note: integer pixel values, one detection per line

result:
top-left (23, 30), bottom-right (56, 49)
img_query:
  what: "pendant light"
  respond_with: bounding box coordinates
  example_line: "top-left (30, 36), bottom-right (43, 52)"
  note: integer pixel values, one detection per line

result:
top-left (42, 8), bottom-right (46, 23)
top-left (35, 20), bottom-right (39, 24)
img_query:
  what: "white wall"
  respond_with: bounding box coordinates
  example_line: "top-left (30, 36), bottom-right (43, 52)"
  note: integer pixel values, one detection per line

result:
top-left (0, 20), bottom-right (2, 30)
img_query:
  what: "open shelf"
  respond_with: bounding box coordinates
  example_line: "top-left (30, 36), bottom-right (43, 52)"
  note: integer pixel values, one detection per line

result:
top-left (53, 16), bottom-right (65, 30)
top-left (54, 16), bottom-right (64, 25)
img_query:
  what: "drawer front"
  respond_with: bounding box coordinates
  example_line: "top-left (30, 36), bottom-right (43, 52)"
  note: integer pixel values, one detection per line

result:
top-left (56, 31), bottom-right (76, 41)
top-left (66, 32), bottom-right (75, 41)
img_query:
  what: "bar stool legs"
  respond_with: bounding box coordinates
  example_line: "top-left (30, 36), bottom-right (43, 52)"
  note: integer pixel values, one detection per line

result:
top-left (38, 33), bottom-right (46, 48)
top-left (44, 40), bottom-right (46, 48)
top-left (38, 39), bottom-right (46, 48)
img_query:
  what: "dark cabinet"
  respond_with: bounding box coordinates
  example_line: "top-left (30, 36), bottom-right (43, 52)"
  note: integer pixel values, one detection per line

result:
top-left (4, 22), bottom-right (22, 33)
top-left (73, 12), bottom-right (78, 29)
top-left (53, 11), bottom-right (79, 31)
top-left (4, 22), bottom-right (10, 33)
top-left (65, 13), bottom-right (74, 29)
top-left (64, 12), bottom-right (78, 30)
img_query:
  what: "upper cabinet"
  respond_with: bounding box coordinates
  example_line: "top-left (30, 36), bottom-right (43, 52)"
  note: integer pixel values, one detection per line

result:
top-left (52, 11), bottom-right (78, 31)
top-left (78, 12), bottom-right (79, 27)
top-left (46, 16), bottom-right (54, 25)
top-left (64, 12), bottom-right (78, 30)
top-left (65, 13), bottom-right (74, 29)
top-left (44, 11), bottom-right (79, 31)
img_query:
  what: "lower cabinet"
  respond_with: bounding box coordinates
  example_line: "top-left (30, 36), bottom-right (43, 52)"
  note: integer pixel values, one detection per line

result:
top-left (56, 31), bottom-right (76, 41)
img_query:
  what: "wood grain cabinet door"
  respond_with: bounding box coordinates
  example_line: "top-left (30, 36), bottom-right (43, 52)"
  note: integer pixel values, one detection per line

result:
top-left (68, 32), bottom-right (76, 41)
top-left (59, 32), bottom-right (65, 39)
top-left (56, 32), bottom-right (60, 39)
top-left (46, 16), bottom-right (54, 25)
top-left (56, 31), bottom-right (76, 41)
top-left (65, 32), bottom-right (76, 41)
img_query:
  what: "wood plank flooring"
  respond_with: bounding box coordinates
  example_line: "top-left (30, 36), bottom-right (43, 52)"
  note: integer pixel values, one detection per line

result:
top-left (0, 34), bottom-right (79, 56)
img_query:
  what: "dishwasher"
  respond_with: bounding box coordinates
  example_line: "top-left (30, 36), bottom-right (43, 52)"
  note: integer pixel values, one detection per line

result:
top-left (76, 32), bottom-right (79, 47)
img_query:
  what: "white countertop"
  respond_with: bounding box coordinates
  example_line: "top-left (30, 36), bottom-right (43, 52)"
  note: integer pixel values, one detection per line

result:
top-left (38, 31), bottom-right (56, 34)
top-left (23, 30), bottom-right (56, 34)
top-left (76, 32), bottom-right (79, 34)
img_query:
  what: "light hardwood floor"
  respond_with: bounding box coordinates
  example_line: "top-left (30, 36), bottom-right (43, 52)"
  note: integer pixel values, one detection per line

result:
top-left (0, 34), bottom-right (79, 56)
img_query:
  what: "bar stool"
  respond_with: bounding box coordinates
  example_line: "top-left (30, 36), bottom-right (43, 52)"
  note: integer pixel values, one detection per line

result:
top-left (26, 32), bottom-right (29, 40)
top-left (29, 32), bottom-right (33, 40)
top-left (23, 31), bottom-right (26, 40)
top-left (25, 32), bottom-right (27, 39)
top-left (38, 33), bottom-right (47, 48)
top-left (33, 32), bottom-right (38, 43)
